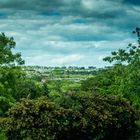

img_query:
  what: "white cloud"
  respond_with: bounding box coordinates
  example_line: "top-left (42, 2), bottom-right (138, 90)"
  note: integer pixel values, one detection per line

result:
top-left (81, 0), bottom-right (122, 13)
top-left (51, 54), bottom-right (84, 64)
top-left (25, 54), bottom-right (84, 66)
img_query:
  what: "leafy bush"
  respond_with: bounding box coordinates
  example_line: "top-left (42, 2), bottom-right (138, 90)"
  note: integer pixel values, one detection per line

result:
top-left (0, 96), bottom-right (14, 117)
top-left (14, 79), bottom-right (49, 100)
top-left (1, 94), bottom-right (140, 140)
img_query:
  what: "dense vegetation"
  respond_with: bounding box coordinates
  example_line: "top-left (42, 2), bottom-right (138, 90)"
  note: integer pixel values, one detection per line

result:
top-left (0, 28), bottom-right (140, 140)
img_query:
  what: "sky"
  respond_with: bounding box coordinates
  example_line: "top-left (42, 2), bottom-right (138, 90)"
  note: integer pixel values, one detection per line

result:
top-left (0, 0), bottom-right (140, 67)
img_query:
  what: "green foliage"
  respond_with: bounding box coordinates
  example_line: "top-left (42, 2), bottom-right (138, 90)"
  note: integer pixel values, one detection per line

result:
top-left (102, 28), bottom-right (140, 106)
top-left (0, 96), bottom-right (14, 117)
top-left (0, 67), bottom-right (24, 95)
top-left (14, 79), bottom-right (49, 100)
top-left (80, 65), bottom-right (124, 93)
top-left (81, 64), bottom-right (140, 107)
top-left (81, 28), bottom-right (140, 107)
top-left (0, 33), bottom-right (24, 66)
top-left (0, 33), bottom-right (25, 117)
top-left (0, 127), bottom-right (6, 140)
top-left (1, 94), bottom-right (140, 140)
top-left (47, 80), bottom-right (80, 96)
top-left (103, 27), bottom-right (140, 65)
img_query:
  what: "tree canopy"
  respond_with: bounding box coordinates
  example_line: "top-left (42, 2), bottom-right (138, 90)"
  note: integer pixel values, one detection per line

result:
top-left (0, 33), bottom-right (24, 67)
top-left (103, 27), bottom-right (140, 65)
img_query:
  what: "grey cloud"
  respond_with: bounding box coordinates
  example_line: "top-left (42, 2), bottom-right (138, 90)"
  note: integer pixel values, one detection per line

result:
top-left (124, 0), bottom-right (140, 5)
top-left (0, 0), bottom-right (132, 19)
top-left (0, 0), bottom-right (139, 67)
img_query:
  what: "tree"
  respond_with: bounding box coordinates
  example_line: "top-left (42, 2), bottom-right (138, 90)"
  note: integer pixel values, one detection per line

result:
top-left (0, 33), bottom-right (25, 116)
top-left (0, 33), bottom-right (24, 67)
top-left (14, 79), bottom-right (49, 100)
top-left (102, 28), bottom-right (140, 106)
top-left (1, 94), bottom-right (140, 140)
top-left (103, 27), bottom-right (140, 65)
top-left (0, 96), bottom-right (13, 117)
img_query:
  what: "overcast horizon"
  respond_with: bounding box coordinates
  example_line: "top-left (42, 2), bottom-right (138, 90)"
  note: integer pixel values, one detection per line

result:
top-left (0, 0), bottom-right (140, 67)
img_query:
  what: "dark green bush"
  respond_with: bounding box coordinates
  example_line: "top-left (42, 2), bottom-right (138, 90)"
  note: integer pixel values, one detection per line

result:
top-left (1, 94), bottom-right (140, 140)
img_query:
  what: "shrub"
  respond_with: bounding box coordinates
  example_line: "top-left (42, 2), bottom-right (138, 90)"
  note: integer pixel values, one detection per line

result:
top-left (1, 94), bottom-right (140, 140)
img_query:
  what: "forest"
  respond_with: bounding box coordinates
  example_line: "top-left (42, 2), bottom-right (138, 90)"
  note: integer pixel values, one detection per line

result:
top-left (0, 28), bottom-right (140, 140)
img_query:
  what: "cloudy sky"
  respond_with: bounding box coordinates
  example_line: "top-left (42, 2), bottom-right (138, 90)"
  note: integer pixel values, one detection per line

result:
top-left (0, 0), bottom-right (140, 67)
